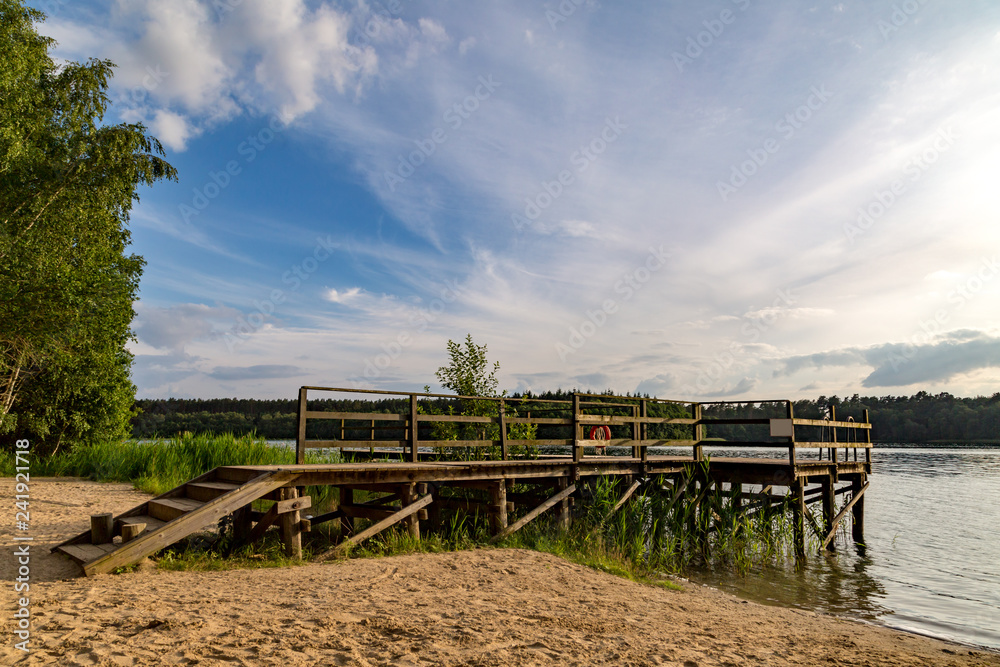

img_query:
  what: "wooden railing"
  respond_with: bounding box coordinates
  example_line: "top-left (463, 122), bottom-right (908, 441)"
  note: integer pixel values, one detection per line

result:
top-left (294, 386), bottom-right (873, 467)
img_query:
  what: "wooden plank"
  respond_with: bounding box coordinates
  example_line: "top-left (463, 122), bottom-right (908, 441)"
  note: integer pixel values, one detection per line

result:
top-left (306, 411), bottom-right (406, 421)
top-left (148, 497), bottom-right (204, 522)
top-left (118, 515), bottom-right (165, 532)
top-left (490, 484), bottom-right (576, 543)
top-left (83, 470), bottom-right (300, 576)
top-left (340, 504), bottom-right (399, 521)
top-left (185, 481), bottom-right (241, 502)
top-left (275, 495), bottom-right (311, 514)
top-left (307, 509), bottom-right (343, 527)
top-left (313, 494), bottom-right (433, 561)
top-left (246, 503), bottom-right (280, 545)
top-left (301, 440), bottom-right (406, 449)
top-left (418, 414), bottom-right (498, 424)
top-left (821, 481), bottom-right (869, 551)
top-left (793, 418), bottom-right (872, 429)
top-left (57, 543), bottom-right (116, 564)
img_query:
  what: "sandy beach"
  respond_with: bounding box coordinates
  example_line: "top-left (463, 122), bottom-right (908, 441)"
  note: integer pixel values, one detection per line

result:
top-left (2, 478), bottom-right (998, 666)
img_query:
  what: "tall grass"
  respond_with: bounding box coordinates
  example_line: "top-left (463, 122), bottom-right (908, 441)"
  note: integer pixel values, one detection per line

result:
top-left (1, 432), bottom-right (340, 497)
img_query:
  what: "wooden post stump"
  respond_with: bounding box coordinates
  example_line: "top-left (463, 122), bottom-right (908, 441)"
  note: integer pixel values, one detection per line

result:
top-left (91, 513), bottom-right (113, 544)
top-left (122, 523), bottom-right (145, 543)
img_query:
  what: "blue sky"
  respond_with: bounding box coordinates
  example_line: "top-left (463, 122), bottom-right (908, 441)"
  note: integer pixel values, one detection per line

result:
top-left (32, 0), bottom-right (1000, 400)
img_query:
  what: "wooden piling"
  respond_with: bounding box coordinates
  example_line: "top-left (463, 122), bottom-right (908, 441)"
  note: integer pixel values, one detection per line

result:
top-left (339, 487), bottom-right (354, 536)
top-left (278, 487), bottom-right (303, 559)
top-left (821, 474), bottom-right (835, 551)
top-left (90, 513), bottom-right (113, 545)
top-left (401, 483), bottom-right (420, 539)
top-left (490, 480), bottom-right (508, 535)
top-left (556, 476), bottom-right (571, 530)
top-left (792, 479), bottom-right (806, 558)
top-left (851, 474), bottom-right (866, 545)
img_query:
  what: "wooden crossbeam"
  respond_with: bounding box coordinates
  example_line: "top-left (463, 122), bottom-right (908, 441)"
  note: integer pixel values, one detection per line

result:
top-left (820, 482), bottom-right (869, 551)
top-left (313, 494), bottom-right (433, 562)
top-left (609, 480), bottom-right (642, 515)
top-left (490, 484), bottom-right (577, 543)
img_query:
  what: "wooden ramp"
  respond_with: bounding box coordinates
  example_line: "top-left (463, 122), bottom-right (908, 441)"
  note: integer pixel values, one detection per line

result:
top-left (53, 468), bottom-right (300, 576)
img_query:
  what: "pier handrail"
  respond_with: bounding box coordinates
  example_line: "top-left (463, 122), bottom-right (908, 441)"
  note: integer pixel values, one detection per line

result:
top-left (294, 387), bottom-right (873, 467)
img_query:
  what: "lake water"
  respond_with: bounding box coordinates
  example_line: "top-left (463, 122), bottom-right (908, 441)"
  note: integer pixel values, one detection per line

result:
top-left (681, 445), bottom-right (1000, 652)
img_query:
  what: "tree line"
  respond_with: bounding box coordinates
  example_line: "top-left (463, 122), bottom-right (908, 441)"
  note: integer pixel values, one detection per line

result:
top-left (132, 390), bottom-right (1000, 444)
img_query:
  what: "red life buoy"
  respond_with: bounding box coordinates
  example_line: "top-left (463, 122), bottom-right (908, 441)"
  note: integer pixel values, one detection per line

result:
top-left (589, 425), bottom-right (611, 440)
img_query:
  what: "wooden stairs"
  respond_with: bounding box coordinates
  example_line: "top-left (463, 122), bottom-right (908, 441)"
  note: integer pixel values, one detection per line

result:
top-left (53, 468), bottom-right (301, 576)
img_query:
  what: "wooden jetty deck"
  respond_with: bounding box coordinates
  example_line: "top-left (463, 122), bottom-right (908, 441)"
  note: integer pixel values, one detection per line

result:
top-left (54, 387), bottom-right (872, 575)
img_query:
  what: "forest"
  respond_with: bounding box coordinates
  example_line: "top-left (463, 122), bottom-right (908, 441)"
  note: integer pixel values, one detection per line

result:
top-left (132, 390), bottom-right (1000, 444)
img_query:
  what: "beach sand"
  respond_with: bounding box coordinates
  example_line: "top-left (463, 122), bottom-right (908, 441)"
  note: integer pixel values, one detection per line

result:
top-left (2, 478), bottom-right (998, 666)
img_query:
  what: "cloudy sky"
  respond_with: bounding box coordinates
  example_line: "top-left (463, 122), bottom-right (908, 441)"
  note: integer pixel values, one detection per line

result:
top-left (33, 0), bottom-right (1000, 400)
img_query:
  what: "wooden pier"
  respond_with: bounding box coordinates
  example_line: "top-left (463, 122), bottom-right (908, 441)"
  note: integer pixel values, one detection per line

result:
top-left (54, 387), bottom-right (873, 575)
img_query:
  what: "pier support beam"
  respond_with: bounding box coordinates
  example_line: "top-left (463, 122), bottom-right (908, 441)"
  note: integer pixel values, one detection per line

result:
top-left (821, 474), bottom-right (836, 552)
top-left (278, 487), bottom-right (303, 559)
top-left (792, 479), bottom-right (806, 559)
top-left (489, 480), bottom-right (508, 535)
top-left (401, 483), bottom-right (420, 540)
top-left (339, 487), bottom-right (354, 536)
top-left (556, 477), bottom-right (571, 530)
top-left (851, 474), bottom-right (866, 546)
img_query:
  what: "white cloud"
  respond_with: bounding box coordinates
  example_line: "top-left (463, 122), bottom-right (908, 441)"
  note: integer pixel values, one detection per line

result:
top-left (458, 36), bottom-right (477, 55)
top-left (150, 109), bottom-right (195, 151)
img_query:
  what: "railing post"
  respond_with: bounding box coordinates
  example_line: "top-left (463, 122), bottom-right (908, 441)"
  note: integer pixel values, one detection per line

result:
top-left (830, 404), bottom-right (838, 463)
top-left (640, 399), bottom-right (648, 462)
top-left (863, 408), bottom-right (872, 468)
top-left (631, 404), bottom-right (640, 460)
top-left (786, 401), bottom-right (796, 468)
top-left (691, 402), bottom-right (703, 461)
top-left (572, 393), bottom-right (582, 462)
top-left (409, 393), bottom-right (419, 463)
top-left (499, 398), bottom-right (508, 460)
top-left (296, 387), bottom-right (307, 464)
